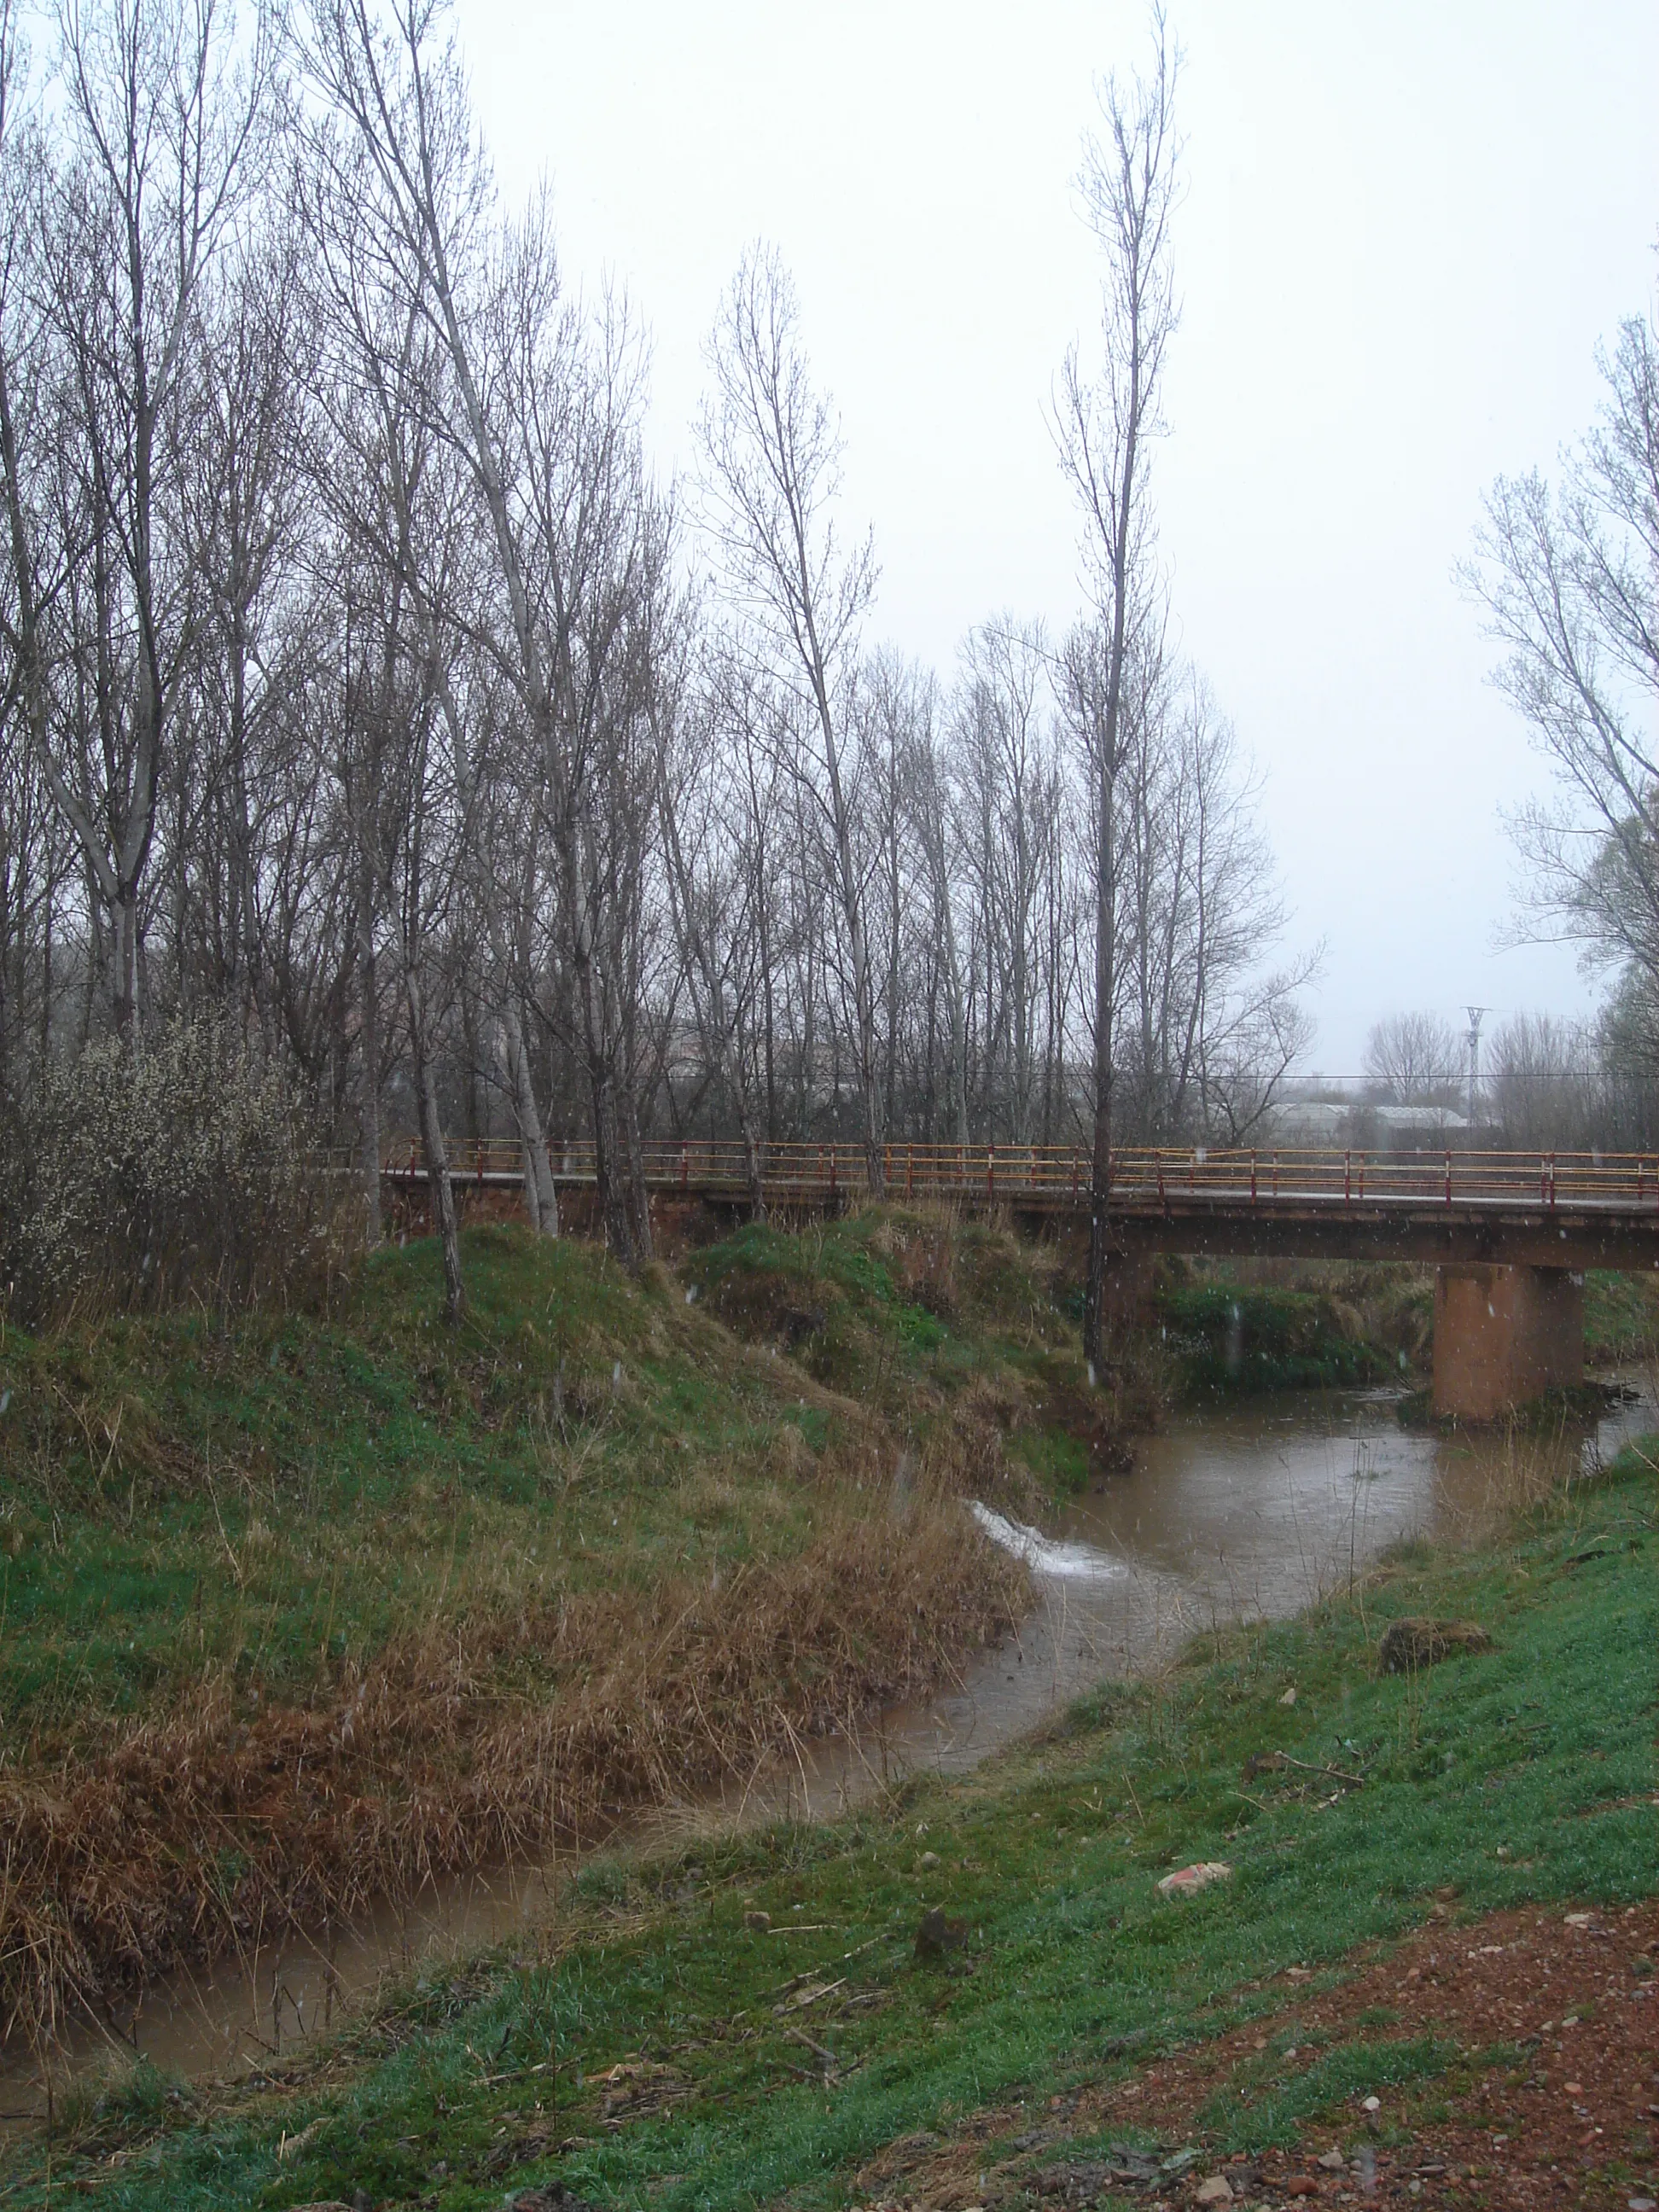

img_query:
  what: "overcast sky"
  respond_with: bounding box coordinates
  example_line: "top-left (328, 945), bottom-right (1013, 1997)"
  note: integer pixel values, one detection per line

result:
top-left (457, 0), bottom-right (1659, 1074)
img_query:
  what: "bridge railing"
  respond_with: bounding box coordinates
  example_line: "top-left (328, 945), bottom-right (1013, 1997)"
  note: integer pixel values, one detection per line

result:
top-left (375, 1136), bottom-right (1093, 1196)
top-left (1094, 1146), bottom-right (1659, 1208)
top-left (364, 1138), bottom-right (1659, 1210)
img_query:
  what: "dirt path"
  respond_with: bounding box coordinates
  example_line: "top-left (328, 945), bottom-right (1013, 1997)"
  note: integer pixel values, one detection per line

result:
top-left (851, 1898), bottom-right (1659, 2209)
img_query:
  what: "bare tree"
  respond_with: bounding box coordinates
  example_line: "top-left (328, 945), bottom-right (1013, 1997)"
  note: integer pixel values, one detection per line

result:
top-left (655, 625), bottom-right (775, 1214)
top-left (178, 223), bottom-right (316, 1038)
top-left (1487, 1010), bottom-right (1599, 1150)
top-left (954, 621), bottom-right (1057, 1143)
top-left (1465, 294), bottom-right (1659, 1005)
top-left (903, 675), bottom-right (969, 1143)
top-left (0, 0), bottom-right (1324, 1287)
top-left (1362, 1010), bottom-right (1464, 1107)
top-left (0, 1), bottom-right (67, 1086)
top-left (299, 79), bottom-right (473, 1314)
top-left (427, 640), bottom-right (561, 1237)
top-left (306, 0), bottom-right (664, 1260)
top-left (29, 0), bottom-right (282, 1034)
top-left (320, 447), bottom-right (469, 1318)
top-left (1053, 11), bottom-right (1179, 1367)
top-left (698, 244), bottom-right (885, 1196)
top-left (1155, 677), bottom-right (1317, 1140)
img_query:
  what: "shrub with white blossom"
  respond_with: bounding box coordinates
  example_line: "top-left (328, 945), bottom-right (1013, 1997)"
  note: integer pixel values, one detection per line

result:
top-left (1, 1020), bottom-right (329, 1321)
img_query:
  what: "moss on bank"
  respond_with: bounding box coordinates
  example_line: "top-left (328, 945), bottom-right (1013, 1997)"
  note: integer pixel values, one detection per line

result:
top-left (1584, 1266), bottom-right (1659, 1366)
top-left (685, 1209), bottom-right (1114, 1465)
top-left (0, 1212), bottom-right (1091, 1744)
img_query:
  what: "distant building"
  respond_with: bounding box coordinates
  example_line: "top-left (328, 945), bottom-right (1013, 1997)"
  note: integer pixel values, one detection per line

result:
top-left (1368, 1103), bottom-right (1469, 1139)
top-left (1259, 1098), bottom-right (1478, 1151)
top-left (1259, 1099), bottom-right (1349, 1145)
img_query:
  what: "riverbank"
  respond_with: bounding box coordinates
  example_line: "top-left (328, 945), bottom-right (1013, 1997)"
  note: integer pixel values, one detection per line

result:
top-left (3, 1215), bottom-right (1646, 2050)
top-left (0, 1208), bottom-right (1119, 2042)
top-left (0, 1422), bottom-right (1650, 2208)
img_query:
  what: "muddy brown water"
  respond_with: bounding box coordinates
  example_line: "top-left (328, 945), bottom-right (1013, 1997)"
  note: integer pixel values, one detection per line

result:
top-left (3, 1381), bottom-right (1650, 2112)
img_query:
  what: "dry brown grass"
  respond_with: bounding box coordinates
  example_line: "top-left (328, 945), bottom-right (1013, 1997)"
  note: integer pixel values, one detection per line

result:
top-left (917, 1372), bottom-right (1045, 1517)
top-left (0, 1494), bottom-right (1026, 2047)
top-left (881, 1211), bottom-right (963, 1318)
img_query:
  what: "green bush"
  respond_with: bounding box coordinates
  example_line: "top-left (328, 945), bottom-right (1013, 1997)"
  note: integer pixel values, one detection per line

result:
top-left (1156, 1282), bottom-right (1390, 1394)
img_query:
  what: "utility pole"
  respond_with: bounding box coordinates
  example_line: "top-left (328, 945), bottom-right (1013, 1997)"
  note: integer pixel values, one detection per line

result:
top-left (1465, 1007), bottom-right (1487, 1131)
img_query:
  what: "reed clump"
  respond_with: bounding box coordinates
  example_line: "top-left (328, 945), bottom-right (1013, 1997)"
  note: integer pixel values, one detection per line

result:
top-left (0, 1491), bottom-right (1023, 2048)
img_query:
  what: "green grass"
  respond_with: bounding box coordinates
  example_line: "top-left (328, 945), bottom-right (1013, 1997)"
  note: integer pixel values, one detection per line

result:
top-left (0, 1227), bottom-right (800, 1735)
top-left (684, 1209), bottom-right (1087, 1423)
top-left (1193, 2032), bottom-right (1458, 2146)
top-left (0, 1207), bottom-right (1087, 2046)
top-left (11, 1442), bottom-right (1652, 2210)
top-left (0, 1214), bottom-right (1090, 1742)
top-left (1584, 1266), bottom-right (1659, 1365)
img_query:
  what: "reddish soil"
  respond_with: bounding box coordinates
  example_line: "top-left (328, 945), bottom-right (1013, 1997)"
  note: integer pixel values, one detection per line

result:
top-left (852, 1900), bottom-right (1659, 2210)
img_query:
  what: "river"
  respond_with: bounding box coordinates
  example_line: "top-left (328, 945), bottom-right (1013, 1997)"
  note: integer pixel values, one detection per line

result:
top-left (3, 1378), bottom-right (1649, 2112)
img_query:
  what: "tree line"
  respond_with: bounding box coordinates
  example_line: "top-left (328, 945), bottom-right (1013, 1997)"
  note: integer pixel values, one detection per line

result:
top-left (1358, 1007), bottom-right (1659, 1154)
top-left (0, 0), bottom-right (1305, 1336)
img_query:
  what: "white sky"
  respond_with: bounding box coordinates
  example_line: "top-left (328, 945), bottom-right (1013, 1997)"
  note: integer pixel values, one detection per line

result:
top-left (458, 0), bottom-right (1659, 1074)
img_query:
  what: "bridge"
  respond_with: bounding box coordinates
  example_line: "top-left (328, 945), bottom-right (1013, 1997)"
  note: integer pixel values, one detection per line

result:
top-left (386, 1139), bottom-right (1659, 1421)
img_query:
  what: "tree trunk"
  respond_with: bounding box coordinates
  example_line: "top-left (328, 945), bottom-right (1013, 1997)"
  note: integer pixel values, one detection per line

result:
top-left (112, 891), bottom-right (140, 1039)
top-left (503, 998), bottom-right (558, 1236)
top-left (1082, 769), bottom-right (1115, 1371)
top-left (850, 901), bottom-right (885, 1202)
top-left (588, 1059), bottom-right (636, 1266)
top-left (407, 968), bottom-right (464, 1324)
top-left (427, 661), bottom-right (558, 1238)
top-left (622, 1087), bottom-right (654, 1262)
top-left (761, 896), bottom-right (777, 1143)
top-left (358, 899), bottom-right (383, 1244)
top-left (737, 1080), bottom-right (766, 1221)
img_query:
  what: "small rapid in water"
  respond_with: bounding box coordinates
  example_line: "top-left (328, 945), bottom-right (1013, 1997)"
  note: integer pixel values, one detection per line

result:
top-left (766, 1377), bottom-right (1653, 1815)
top-left (968, 1502), bottom-right (1132, 1579)
top-left (4, 1378), bottom-right (1649, 2110)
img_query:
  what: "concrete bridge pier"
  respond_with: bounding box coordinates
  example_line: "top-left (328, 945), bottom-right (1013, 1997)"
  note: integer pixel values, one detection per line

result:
top-left (1430, 1263), bottom-right (1584, 1421)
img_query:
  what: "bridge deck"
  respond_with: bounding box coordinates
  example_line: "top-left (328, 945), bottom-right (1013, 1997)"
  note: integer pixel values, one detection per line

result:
top-left (377, 1137), bottom-right (1659, 1204)
top-left (366, 1140), bottom-right (1659, 1269)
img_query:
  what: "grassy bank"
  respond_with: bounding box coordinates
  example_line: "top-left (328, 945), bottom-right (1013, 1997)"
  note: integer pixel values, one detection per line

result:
top-left (1584, 1266), bottom-right (1659, 1366)
top-left (5, 1431), bottom-right (1651, 2209)
top-left (0, 1209), bottom-right (1104, 2038)
top-left (1157, 1260), bottom-right (1659, 1400)
top-left (1155, 1282), bottom-right (1394, 1395)
top-left (1151, 1263), bottom-right (1431, 1398)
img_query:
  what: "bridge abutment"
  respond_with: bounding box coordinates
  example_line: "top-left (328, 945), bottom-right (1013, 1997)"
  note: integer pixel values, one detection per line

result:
top-left (1430, 1264), bottom-right (1583, 1421)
